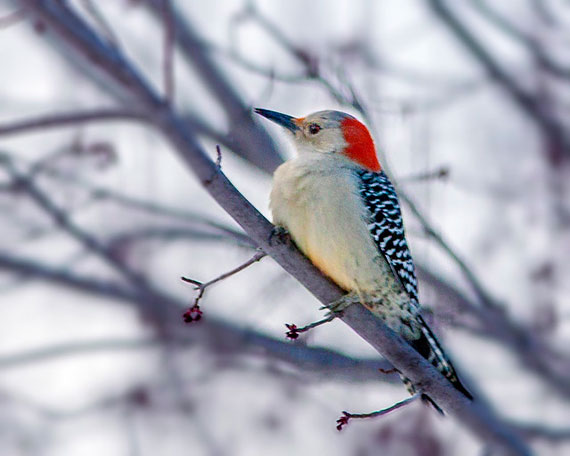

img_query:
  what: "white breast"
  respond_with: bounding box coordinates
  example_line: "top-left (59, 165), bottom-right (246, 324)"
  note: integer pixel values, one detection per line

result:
top-left (270, 154), bottom-right (390, 293)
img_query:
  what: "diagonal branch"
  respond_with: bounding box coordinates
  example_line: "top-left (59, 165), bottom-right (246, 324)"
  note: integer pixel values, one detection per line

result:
top-left (470, 0), bottom-right (570, 80)
top-left (236, 6), bottom-right (570, 402)
top-left (0, 156), bottom-right (147, 289)
top-left (427, 0), bottom-right (569, 156)
top-left (142, 0), bottom-right (283, 173)
top-left (418, 265), bottom-right (570, 399)
top-left (160, 0), bottom-right (174, 101)
top-left (0, 108), bottom-right (148, 136)
top-left (18, 2), bottom-right (532, 453)
top-left (0, 251), bottom-right (395, 383)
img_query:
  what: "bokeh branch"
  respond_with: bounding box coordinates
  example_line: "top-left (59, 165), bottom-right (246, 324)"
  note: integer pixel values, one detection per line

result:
top-left (15, 2), bottom-right (533, 453)
top-left (0, 249), bottom-right (394, 382)
top-left (224, 3), bottom-right (570, 403)
top-left (427, 0), bottom-right (570, 161)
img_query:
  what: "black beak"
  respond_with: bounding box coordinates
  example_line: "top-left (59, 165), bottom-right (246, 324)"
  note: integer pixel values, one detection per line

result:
top-left (254, 108), bottom-right (300, 133)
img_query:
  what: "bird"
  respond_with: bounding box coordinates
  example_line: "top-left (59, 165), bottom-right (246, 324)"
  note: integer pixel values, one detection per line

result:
top-left (255, 107), bottom-right (473, 410)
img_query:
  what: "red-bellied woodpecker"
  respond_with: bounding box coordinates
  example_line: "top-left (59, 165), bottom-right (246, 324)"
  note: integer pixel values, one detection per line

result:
top-left (255, 108), bottom-right (472, 409)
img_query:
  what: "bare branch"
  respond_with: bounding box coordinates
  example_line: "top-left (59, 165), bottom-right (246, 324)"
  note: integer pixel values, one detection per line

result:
top-left (0, 8), bottom-right (25, 29)
top-left (107, 226), bottom-right (254, 250)
top-left (0, 155), bottom-right (168, 322)
top-left (284, 314), bottom-right (336, 340)
top-left (80, 0), bottom-right (120, 48)
top-left (0, 156), bottom-right (144, 285)
top-left (182, 250), bottom-right (266, 304)
top-left (142, 0), bottom-right (283, 173)
top-left (400, 166), bottom-right (450, 183)
top-left (336, 392), bottom-right (422, 431)
top-left (181, 250), bottom-right (266, 322)
top-left (417, 265), bottom-right (570, 399)
top-left (161, 0), bottom-right (174, 101)
top-left (470, 0), bottom-right (570, 80)
top-left (511, 422), bottom-right (570, 443)
top-left (427, 0), bottom-right (570, 158)
top-left (17, 2), bottom-right (533, 453)
top-left (0, 109), bottom-right (148, 137)
top-left (0, 252), bottom-right (394, 383)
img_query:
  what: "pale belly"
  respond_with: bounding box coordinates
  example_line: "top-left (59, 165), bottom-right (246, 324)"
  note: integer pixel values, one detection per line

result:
top-left (270, 159), bottom-right (396, 295)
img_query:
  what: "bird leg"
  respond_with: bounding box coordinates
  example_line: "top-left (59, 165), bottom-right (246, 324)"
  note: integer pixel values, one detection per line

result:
top-left (321, 291), bottom-right (361, 316)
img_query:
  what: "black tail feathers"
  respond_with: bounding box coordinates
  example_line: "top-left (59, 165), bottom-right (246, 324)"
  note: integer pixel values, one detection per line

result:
top-left (421, 394), bottom-right (444, 415)
top-left (402, 315), bottom-right (473, 411)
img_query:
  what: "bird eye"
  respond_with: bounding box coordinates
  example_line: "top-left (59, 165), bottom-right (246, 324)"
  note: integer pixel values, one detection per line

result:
top-left (308, 123), bottom-right (321, 135)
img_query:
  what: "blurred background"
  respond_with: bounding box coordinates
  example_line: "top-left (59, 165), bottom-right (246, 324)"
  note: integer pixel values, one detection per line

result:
top-left (0, 1), bottom-right (569, 455)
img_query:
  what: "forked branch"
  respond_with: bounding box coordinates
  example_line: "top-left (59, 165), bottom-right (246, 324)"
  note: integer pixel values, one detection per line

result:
top-left (181, 250), bottom-right (266, 322)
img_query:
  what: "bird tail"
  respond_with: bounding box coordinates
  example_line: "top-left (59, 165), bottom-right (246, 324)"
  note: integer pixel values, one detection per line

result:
top-left (409, 315), bottom-right (473, 401)
top-left (399, 314), bottom-right (473, 413)
top-left (400, 375), bottom-right (445, 415)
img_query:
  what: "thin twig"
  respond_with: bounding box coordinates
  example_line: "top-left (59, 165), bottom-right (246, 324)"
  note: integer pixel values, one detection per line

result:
top-left (204, 145), bottom-right (223, 185)
top-left (182, 250), bottom-right (266, 298)
top-left (80, 0), bottom-right (120, 48)
top-left (284, 314), bottom-right (336, 340)
top-left (161, 0), bottom-right (175, 101)
top-left (400, 166), bottom-right (450, 183)
top-left (427, 0), bottom-right (569, 156)
top-left (181, 250), bottom-right (266, 322)
top-left (0, 8), bottom-right (26, 29)
top-left (0, 156), bottom-right (158, 312)
top-left (336, 392), bottom-right (422, 430)
top-left (0, 250), bottom-right (395, 382)
top-left (214, 144), bottom-right (222, 169)
top-left (0, 109), bottom-right (147, 137)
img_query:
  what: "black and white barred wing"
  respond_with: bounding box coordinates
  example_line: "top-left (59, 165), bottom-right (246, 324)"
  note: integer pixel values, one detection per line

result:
top-left (356, 170), bottom-right (419, 304)
top-left (356, 170), bottom-right (473, 400)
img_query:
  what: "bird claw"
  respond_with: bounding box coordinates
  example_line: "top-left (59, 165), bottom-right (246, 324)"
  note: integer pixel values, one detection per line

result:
top-left (269, 226), bottom-right (291, 247)
top-left (322, 293), bottom-right (360, 316)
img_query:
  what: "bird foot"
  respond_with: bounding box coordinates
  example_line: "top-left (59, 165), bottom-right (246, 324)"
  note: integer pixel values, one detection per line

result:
top-left (268, 226), bottom-right (292, 247)
top-left (320, 292), bottom-right (360, 317)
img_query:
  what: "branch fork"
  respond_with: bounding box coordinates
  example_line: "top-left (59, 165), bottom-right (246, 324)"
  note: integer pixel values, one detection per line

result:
top-left (336, 392), bottom-right (422, 431)
top-left (181, 250), bottom-right (266, 323)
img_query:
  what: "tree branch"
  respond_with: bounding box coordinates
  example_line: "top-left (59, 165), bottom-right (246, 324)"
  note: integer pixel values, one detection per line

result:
top-left (418, 265), bottom-right (570, 399)
top-left (0, 251), bottom-right (395, 383)
top-left (142, 0), bottom-right (283, 174)
top-left (236, 5), bottom-right (570, 402)
top-left (427, 0), bottom-right (570, 157)
top-left (0, 108), bottom-right (148, 137)
top-left (470, 0), bottom-right (570, 80)
top-left (161, 0), bottom-right (174, 101)
top-left (17, 1), bottom-right (532, 453)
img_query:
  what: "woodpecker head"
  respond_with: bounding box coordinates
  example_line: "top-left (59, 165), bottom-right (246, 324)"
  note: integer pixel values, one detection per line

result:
top-left (255, 108), bottom-right (380, 172)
